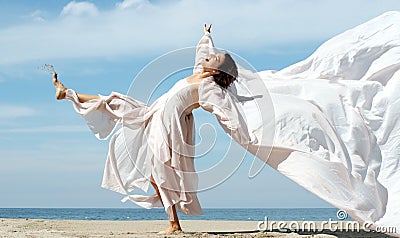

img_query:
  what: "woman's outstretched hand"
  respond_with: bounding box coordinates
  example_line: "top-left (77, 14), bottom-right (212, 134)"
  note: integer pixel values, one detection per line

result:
top-left (204, 23), bottom-right (212, 34)
top-left (187, 71), bottom-right (218, 84)
top-left (199, 70), bottom-right (218, 78)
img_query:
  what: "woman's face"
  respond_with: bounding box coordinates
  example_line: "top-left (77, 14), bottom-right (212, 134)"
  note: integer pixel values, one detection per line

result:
top-left (202, 53), bottom-right (226, 72)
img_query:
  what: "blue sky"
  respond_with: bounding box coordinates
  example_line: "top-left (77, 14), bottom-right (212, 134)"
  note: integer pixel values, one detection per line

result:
top-left (0, 0), bottom-right (399, 211)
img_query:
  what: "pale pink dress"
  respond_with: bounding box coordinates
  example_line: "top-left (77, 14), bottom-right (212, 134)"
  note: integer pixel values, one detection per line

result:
top-left (65, 33), bottom-right (216, 218)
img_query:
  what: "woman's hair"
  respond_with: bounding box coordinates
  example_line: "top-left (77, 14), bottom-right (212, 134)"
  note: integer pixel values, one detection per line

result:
top-left (213, 53), bottom-right (238, 89)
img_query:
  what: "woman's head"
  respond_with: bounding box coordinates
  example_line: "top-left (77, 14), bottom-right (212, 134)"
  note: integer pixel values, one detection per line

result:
top-left (202, 53), bottom-right (238, 89)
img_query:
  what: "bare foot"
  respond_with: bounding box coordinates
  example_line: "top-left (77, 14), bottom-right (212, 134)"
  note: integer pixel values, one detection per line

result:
top-left (52, 73), bottom-right (67, 100)
top-left (157, 225), bottom-right (183, 234)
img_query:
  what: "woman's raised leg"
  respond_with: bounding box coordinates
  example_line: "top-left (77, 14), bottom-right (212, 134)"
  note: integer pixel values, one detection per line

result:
top-left (52, 73), bottom-right (67, 100)
top-left (75, 93), bottom-right (100, 103)
top-left (52, 73), bottom-right (100, 102)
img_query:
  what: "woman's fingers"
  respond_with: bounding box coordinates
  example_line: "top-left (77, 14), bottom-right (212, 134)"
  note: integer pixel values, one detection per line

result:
top-left (204, 23), bottom-right (212, 33)
top-left (201, 70), bottom-right (218, 78)
top-left (202, 71), bottom-right (212, 77)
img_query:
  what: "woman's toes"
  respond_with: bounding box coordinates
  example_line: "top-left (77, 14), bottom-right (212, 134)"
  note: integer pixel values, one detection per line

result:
top-left (157, 226), bottom-right (183, 234)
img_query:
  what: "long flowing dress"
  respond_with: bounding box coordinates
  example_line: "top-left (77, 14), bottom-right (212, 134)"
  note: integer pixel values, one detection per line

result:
top-left (197, 11), bottom-right (400, 234)
top-left (64, 29), bottom-right (244, 218)
top-left (65, 58), bottom-right (207, 217)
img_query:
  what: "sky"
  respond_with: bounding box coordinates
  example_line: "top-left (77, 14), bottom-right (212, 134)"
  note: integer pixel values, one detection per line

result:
top-left (0, 0), bottom-right (399, 213)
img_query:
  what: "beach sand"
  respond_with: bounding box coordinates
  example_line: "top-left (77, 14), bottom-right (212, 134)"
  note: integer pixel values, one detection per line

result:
top-left (0, 219), bottom-right (392, 237)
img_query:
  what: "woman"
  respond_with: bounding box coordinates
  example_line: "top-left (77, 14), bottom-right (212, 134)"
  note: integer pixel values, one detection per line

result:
top-left (52, 24), bottom-right (238, 234)
top-left (53, 12), bottom-right (400, 235)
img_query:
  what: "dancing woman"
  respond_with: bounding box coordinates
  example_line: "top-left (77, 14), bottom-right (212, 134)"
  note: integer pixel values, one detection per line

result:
top-left (52, 12), bottom-right (400, 235)
top-left (52, 24), bottom-right (239, 234)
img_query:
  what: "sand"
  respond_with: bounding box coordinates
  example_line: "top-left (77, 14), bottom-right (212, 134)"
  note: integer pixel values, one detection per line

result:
top-left (0, 219), bottom-right (393, 237)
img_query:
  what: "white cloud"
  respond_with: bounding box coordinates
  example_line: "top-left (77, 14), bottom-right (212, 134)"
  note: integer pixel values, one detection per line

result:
top-left (115, 0), bottom-right (150, 10)
top-left (26, 10), bottom-right (46, 22)
top-left (0, 0), bottom-right (399, 64)
top-left (0, 105), bottom-right (36, 118)
top-left (60, 1), bottom-right (99, 17)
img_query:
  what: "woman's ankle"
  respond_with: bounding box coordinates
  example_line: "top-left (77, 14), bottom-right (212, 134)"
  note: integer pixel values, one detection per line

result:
top-left (169, 221), bottom-right (181, 230)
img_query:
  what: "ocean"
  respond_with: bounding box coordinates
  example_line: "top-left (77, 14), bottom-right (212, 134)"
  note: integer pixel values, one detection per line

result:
top-left (0, 208), bottom-right (348, 221)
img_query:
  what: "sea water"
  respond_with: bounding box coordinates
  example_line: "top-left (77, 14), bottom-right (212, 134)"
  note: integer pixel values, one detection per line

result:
top-left (0, 208), bottom-right (347, 221)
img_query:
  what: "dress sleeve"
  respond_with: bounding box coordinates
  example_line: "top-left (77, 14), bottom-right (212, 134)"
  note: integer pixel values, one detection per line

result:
top-left (198, 77), bottom-right (255, 145)
top-left (193, 32), bottom-right (215, 73)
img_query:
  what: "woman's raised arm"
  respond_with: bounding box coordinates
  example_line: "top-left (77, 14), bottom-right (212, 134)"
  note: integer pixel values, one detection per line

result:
top-left (193, 24), bottom-right (216, 73)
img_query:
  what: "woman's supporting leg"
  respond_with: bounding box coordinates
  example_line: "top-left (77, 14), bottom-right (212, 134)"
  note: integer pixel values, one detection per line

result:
top-left (150, 179), bottom-right (182, 233)
top-left (167, 205), bottom-right (181, 231)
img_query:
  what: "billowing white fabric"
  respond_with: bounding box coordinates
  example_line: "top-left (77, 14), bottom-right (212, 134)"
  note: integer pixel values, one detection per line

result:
top-left (198, 11), bottom-right (399, 234)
